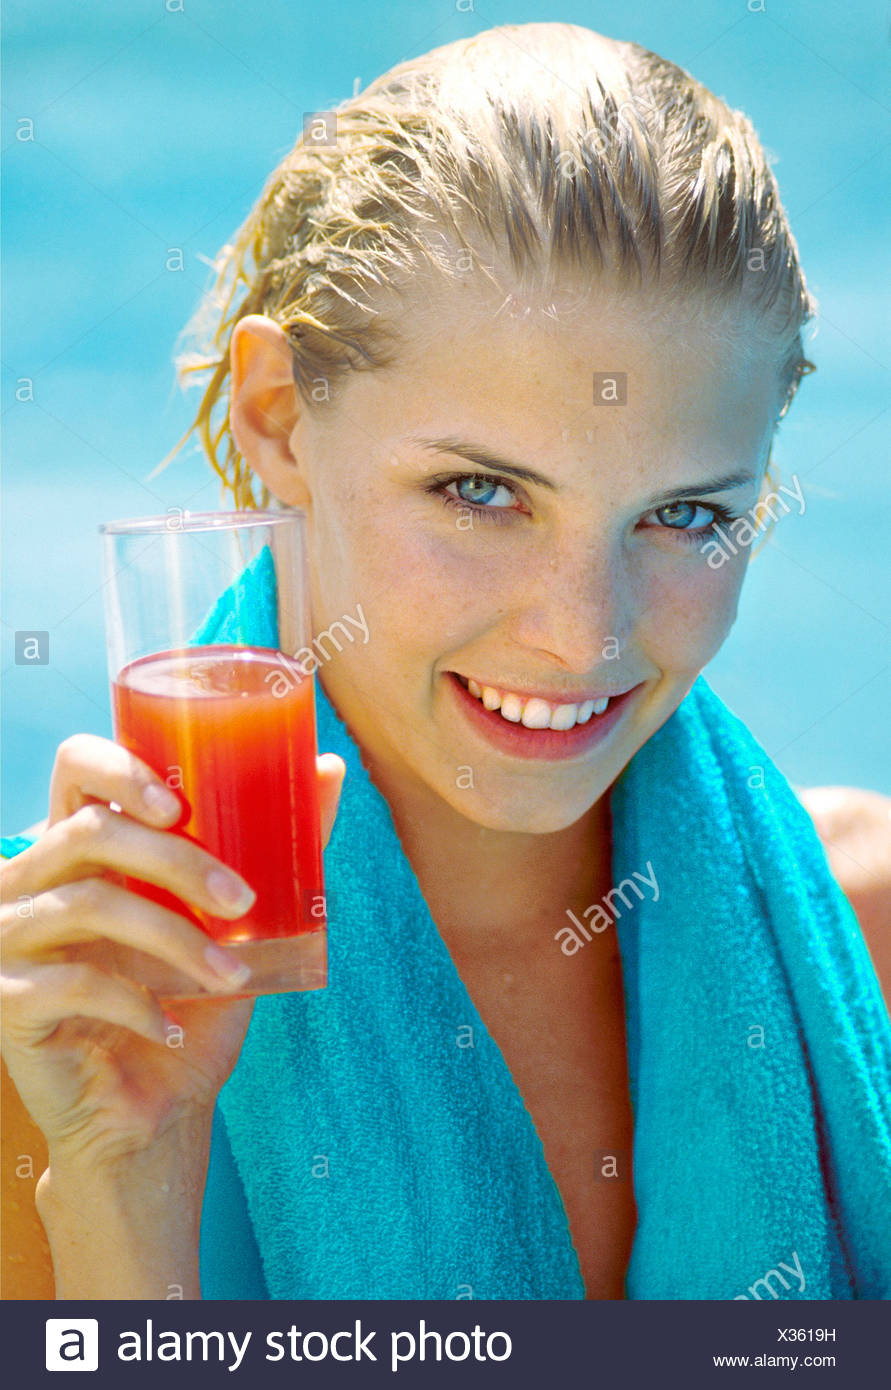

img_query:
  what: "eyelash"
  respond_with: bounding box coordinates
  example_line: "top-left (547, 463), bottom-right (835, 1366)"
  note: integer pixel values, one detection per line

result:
top-left (426, 472), bottom-right (741, 542)
top-left (427, 475), bottom-right (519, 527)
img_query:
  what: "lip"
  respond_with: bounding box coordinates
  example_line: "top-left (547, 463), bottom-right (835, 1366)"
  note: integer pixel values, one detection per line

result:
top-left (456, 675), bottom-right (633, 705)
top-left (445, 671), bottom-right (644, 761)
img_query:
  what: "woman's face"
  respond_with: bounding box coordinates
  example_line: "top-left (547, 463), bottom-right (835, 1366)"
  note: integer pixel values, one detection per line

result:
top-left (248, 273), bottom-right (783, 834)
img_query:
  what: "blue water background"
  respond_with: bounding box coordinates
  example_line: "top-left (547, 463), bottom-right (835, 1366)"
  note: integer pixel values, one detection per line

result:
top-left (3, 0), bottom-right (889, 834)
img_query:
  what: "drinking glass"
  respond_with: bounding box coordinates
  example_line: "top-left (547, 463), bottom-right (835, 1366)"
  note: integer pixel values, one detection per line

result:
top-left (98, 509), bottom-right (326, 999)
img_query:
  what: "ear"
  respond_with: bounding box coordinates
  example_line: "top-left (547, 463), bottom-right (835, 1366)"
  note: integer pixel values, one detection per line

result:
top-left (229, 314), bottom-right (311, 508)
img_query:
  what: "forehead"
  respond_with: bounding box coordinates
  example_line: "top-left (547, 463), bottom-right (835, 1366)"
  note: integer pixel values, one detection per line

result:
top-left (373, 265), bottom-right (783, 422)
top-left (322, 270), bottom-right (780, 492)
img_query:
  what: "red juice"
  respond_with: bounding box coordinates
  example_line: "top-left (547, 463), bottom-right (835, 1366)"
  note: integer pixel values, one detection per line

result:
top-left (111, 643), bottom-right (325, 944)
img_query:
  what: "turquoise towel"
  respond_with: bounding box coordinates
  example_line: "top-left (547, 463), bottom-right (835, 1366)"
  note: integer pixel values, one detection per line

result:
top-left (4, 546), bottom-right (890, 1298)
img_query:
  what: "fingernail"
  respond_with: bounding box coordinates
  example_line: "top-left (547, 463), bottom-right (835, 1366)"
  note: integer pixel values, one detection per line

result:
top-left (143, 783), bottom-right (179, 818)
top-left (204, 945), bottom-right (252, 987)
top-left (206, 867), bottom-right (256, 913)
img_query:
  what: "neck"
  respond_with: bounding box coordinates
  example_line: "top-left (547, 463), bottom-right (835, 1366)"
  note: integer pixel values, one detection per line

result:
top-left (357, 741), bottom-right (613, 949)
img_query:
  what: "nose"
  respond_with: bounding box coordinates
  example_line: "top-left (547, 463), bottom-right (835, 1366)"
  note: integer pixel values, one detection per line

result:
top-left (506, 536), bottom-right (636, 673)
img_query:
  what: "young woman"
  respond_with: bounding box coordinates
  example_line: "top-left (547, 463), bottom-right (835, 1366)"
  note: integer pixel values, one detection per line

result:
top-left (2, 23), bottom-right (889, 1301)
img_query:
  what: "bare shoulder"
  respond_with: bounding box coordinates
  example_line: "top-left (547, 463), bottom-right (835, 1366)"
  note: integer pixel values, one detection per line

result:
top-left (1, 1057), bottom-right (54, 1298)
top-left (797, 785), bottom-right (891, 1012)
top-left (2, 818), bottom-right (56, 1296)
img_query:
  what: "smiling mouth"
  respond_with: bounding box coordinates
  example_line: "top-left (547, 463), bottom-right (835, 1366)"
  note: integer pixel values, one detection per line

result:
top-left (452, 673), bottom-right (630, 731)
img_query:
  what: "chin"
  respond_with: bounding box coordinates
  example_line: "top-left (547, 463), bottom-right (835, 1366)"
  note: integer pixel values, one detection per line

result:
top-left (439, 784), bottom-right (601, 836)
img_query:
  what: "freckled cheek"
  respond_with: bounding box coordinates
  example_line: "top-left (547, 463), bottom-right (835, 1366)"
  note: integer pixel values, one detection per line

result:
top-left (311, 505), bottom-right (408, 610)
top-left (357, 526), bottom-right (502, 639)
top-left (637, 560), bottom-right (747, 672)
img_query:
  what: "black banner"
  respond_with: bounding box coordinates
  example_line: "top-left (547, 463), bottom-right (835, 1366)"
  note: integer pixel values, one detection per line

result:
top-left (5, 1299), bottom-right (886, 1386)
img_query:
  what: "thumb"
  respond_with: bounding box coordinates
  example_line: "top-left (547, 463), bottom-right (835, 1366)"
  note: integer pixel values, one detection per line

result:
top-left (316, 753), bottom-right (346, 846)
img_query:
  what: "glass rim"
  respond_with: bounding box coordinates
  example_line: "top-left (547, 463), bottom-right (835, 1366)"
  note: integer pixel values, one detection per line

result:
top-left (98, 508), bottom-right (305, 536)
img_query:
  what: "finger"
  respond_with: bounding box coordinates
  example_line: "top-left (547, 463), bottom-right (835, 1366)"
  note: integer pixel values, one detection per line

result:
top-left (49, 734), bottom-right (182, 830)
top-left (2, 878), bottom-right (253, 993)
top-left (3, 963), bottom-right (170, 1048)
top-left (21, 804), bottom-right (256, 922)
top-left (317, 754), bottom-right (346, 847)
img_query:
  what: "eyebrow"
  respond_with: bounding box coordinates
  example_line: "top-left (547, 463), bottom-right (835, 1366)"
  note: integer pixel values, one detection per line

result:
top-left (408, 434), bottom-right (758, 503)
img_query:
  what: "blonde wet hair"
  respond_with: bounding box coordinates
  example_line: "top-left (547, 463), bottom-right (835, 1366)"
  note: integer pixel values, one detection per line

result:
top-left (156, 22), bottom-right (816, 513)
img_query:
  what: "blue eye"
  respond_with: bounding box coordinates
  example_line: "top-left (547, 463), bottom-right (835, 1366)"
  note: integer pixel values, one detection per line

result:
top-left (645, 499), bottom-right (740, 545)
top-left (448, 475), bottom-right (517, 508)
top-left (426, 472), bottom-right (524, 524)
top-left (655, 501), bottom-right (716, 530)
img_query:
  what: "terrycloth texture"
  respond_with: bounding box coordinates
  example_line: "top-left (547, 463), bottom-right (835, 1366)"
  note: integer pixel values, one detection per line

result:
top-left (200, 676), bottom-right (891, 1301)
top-left (4, 547), bottom-right (890, 1299)
top-left (187, 541), bottom-right (280, 650)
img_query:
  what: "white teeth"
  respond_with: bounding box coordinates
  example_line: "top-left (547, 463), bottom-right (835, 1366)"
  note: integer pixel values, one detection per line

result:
top-left (499, 692), bottom-right (524, 722)
top-left (459, 674), bottom-right (613, 729)
top-left (549, 702), bottom-right (579, 731)
top-left (521, 698), bottom-right (552, 729)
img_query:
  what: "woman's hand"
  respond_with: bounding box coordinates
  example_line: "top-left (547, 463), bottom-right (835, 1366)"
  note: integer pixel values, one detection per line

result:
top-left (0, 733), bottom-right (346, 1173)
